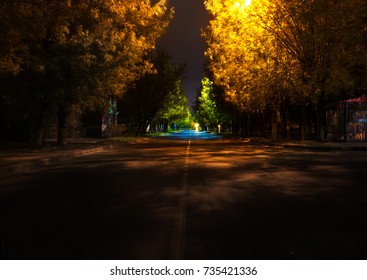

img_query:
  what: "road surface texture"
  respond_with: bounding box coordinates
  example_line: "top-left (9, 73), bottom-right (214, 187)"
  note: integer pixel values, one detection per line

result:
top-left (1, 131), bottom-right (366, 259)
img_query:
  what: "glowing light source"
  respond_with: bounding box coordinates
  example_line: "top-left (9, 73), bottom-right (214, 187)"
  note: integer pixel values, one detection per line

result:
top-left (234, 0), bottom-right (252, 10)
top-left (195, 123), bottom-right (200, 132)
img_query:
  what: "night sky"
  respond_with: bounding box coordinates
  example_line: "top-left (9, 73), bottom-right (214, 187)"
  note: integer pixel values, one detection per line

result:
top-left (159, 0), bottom-right (211, 106)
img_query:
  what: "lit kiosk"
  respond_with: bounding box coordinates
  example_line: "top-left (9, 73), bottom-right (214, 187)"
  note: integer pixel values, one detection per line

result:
top-left (327, 96), bottom-right (367, 142)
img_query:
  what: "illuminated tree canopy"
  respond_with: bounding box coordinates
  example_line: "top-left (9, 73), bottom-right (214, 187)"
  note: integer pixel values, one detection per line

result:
top-left (204, 0), bottom-right (367, 140)
top-left (194, 77), bottom-right (220, 130)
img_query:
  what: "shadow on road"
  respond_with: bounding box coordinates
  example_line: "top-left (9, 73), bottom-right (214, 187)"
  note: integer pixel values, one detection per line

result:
top-left (1, 139), bottom-right (366, 260)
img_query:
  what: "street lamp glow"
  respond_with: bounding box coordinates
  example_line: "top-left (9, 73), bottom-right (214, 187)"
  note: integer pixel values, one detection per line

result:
top-left (234, 0), bottom-right (252, 9)
top-left (195, 123), bottom-right (199, 132)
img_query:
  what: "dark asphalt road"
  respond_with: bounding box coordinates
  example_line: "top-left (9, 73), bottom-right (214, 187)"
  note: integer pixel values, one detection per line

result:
top-left (1, 131), bottom-right (367, 259)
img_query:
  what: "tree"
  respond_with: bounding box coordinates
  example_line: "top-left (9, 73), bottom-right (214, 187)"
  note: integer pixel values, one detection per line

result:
top-left (204, 0), bottom-right (367, 140)
top-left (204, 0), bottom-right (289, 137)
top-left (118, 49), bottom-right (188, 135)
top-left (0, 0), bottom-right (173, 145)
top-left (154, 79), bottom-right (192, 131)
top-left (260, 0), bottom-right (366, 140)
top-left (194, 77), bottom-right (219, 130)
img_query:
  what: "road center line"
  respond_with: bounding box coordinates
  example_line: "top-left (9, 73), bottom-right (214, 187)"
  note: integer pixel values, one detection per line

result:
top-left (171, 137), bottom-right (191, 259)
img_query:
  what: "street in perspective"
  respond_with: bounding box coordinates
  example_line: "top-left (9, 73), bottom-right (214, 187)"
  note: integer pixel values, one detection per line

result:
top-left (1, 130), bottom-right (366, 260)
top-left (3, 5), bottom-right (367, 280)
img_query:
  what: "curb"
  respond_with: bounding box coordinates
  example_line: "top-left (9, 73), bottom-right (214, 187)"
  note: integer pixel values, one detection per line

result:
top-left (0, 144), bottom-right (115, 177)
top-left (256, 142), bottom-right (367, 151)
top-left (278, 143), bottom-right (367, 151)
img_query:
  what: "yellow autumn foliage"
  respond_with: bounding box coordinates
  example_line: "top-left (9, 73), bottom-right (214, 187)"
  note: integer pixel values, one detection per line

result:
top-left (204, 0), bottom-right (367, 117)
top-left (204, 0), bottom-right (277, 110)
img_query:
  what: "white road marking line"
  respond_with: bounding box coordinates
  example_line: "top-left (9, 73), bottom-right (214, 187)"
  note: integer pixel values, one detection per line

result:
top-left (171, 136), bottom-right (191, 259)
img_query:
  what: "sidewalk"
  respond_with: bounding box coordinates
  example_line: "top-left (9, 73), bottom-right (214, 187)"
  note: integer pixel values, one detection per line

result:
top-left (246, 137), bottom-right (367, 151)
top-left (0, 137), bottom-right (142, 177)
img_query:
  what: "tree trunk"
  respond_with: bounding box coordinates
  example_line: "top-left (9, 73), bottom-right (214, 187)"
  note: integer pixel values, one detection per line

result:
top-left (316, 92), bottom-right (326, 141)
top-left (241, 115), bottom-right (245, 137)
top-left (163, 120), bottom-right (169, 132)
top-left (33, 105), bottom-right (47, 147)
top-left (139, 121), bottom-right (149, 136)
top-left (271, 111), bottom-right (277, 142)
top-left (57, 104), bottom-right (67, 145)
top-left (271, 110), bottom-right (281, 142)
top-left (283, 97), bottom-right (291, 140)
top-left (300, 99), bottom-right (307, 141)
top-left (232, 117), bottom-right (238, 135)
top-left (34, 124), bottom-right (45, 148)
top-left (246, 111), bottom-right (251, 136)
